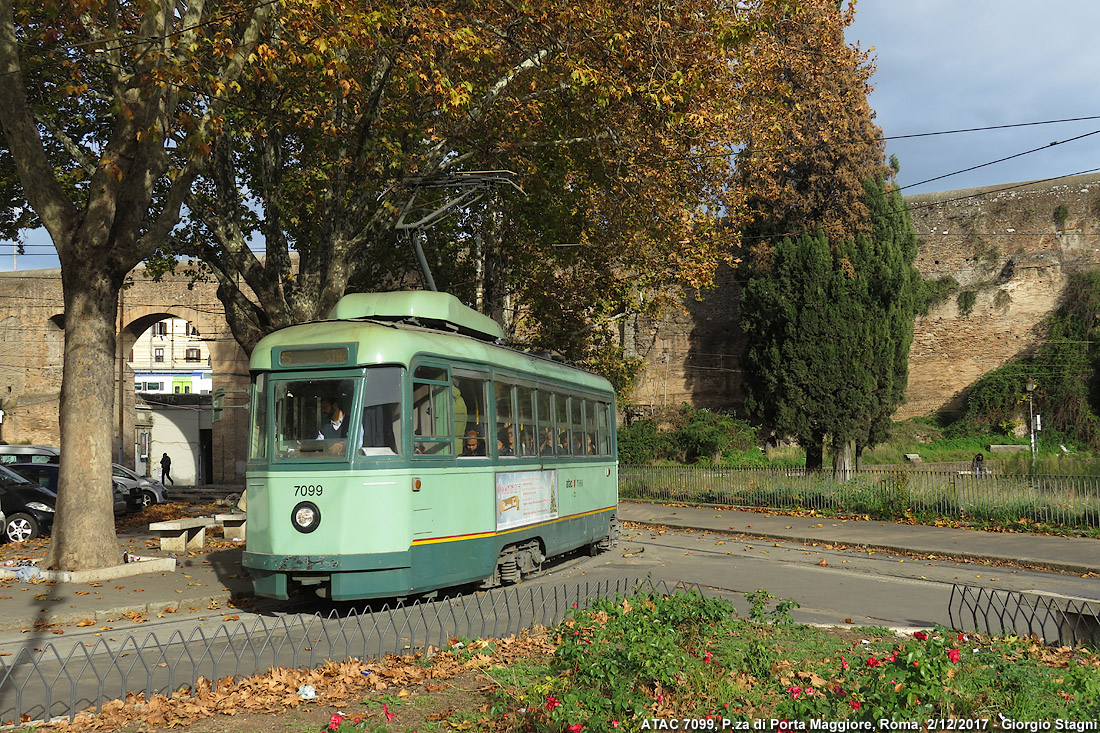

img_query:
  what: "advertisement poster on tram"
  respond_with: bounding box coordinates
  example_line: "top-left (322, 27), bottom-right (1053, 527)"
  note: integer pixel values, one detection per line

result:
top-left (495, 470), bottom-right (558, 530)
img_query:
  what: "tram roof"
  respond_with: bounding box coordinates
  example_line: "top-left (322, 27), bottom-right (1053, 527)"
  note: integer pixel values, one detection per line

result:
top-left (250, 292), bottom-right (614, 394)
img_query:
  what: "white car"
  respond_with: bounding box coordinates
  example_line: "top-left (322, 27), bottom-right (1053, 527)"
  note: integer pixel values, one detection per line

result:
top-left (112, 464), bottom-right (170, 506)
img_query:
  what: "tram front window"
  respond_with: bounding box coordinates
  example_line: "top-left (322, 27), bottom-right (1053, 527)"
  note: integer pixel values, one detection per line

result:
top-left (360, 367), bottom-right (402, 456)
top-left (274, 378), bottom-right (356, 460)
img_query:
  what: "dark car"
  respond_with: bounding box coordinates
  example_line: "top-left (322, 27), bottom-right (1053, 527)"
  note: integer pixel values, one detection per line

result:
top-left (0, 464), bottom-right (57, 542)
top-left (5, 463), bottom-right (135, 517)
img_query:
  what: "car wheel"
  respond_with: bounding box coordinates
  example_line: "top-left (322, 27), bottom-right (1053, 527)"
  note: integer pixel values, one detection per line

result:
top-left (141, 490), bottom-right (156, 507)
top-left (5, 513), bottom-right (39, 543)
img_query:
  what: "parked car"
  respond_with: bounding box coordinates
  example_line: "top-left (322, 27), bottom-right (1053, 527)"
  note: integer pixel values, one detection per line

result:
top-left (0, 445), bottom-right (59, 464)
top-left (5, 463), bottom-right (135, 516)
top-left (0, 464), bottom-right (56, 542)
top-left (112, 464), bottom-right (169, 506)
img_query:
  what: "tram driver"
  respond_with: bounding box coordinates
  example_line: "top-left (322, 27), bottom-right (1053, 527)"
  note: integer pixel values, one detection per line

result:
top-left (317, 395), bottom-right (349, 454)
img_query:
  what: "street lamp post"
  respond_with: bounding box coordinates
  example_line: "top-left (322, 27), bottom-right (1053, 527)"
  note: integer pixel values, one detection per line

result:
top-left (1025, 377), bottom-right (1037, 465)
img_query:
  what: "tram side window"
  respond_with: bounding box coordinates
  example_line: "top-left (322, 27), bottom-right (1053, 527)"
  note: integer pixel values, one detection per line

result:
top-left (516, 385), bottom-right (537, 457)
top-left (360, 367), bottom-right (402, 456)
top-left (454, 372), bottom-right (488, 457)
top-left (412, 366), bottom-right (452, 456)
top-left (249, 374), bottom-right (268, 460)
top-left (273, 377), bottom-right (356, 460)
top-left (570, 395), bottom-right (584, 455)
top-left (536, 389), bottom-right (554, 456)
top-left (554, 393), bottom-right (571, 456)
top-left (596, 401), bottom-right (612, 456)
top-left (494, 382), bottom-right (516, 457)
top-left (582, 398), bottom-right (598, 456)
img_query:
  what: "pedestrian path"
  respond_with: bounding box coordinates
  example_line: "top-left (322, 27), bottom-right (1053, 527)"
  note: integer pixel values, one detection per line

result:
top-left (617, 500), bottom-right (1100, 576)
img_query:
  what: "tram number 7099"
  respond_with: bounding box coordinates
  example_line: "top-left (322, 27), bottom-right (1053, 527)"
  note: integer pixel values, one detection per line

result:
top-left (294, 485), bottom-right (324, 497)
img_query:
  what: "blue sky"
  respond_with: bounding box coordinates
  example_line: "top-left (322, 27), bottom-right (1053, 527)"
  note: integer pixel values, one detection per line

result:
top-left (5, 0), bottom-right (1100, 272)
top-left (847, 0), bottom-right (1100, 196)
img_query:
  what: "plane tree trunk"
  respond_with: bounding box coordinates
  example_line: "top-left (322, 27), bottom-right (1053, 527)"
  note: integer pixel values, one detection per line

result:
top-left (47, 258), bottom-right (127, 569)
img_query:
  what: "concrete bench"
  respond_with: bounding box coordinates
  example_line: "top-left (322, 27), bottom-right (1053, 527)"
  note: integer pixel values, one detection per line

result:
top-left (148, 518), bottom-right (217, 552)
top-left (215, 513), bottom-right (246, 542)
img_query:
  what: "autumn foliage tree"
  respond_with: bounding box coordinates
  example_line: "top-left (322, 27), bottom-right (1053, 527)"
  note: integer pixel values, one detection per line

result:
top-left (732, 0), bottom-right (888, 248)
top-left (0, 0), bottom-right (273, 570)
top-left (166, 0), bottom-right (759, 387)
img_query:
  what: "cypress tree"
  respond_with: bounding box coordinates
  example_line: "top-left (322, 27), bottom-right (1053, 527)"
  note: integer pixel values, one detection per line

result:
top-left (741, 178), bottom-right (922, 474)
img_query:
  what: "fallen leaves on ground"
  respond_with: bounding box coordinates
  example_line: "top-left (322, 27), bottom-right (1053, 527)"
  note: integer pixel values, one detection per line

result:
top-left (43, 630), bottom-right (556, 732)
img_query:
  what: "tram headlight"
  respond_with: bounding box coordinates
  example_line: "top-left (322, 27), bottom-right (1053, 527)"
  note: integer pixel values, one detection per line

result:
top-left (291, 501), bottom-right (321, 533)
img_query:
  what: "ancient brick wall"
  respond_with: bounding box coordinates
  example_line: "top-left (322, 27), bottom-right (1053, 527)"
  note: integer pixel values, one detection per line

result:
top-left (626, 172), bottom-right (1100, 421)
top-left (0, 267), bottom-right (251, 483)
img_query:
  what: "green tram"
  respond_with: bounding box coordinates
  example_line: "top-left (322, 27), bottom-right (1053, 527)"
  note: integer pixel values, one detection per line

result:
top-left (242, 291), bottom-right (619, 601)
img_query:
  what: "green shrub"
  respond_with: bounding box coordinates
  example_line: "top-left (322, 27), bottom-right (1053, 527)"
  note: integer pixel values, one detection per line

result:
top-left (670, 404), bottom-right (757, 462)
top-left (617, 419), bottom-right (662, 465)
top-left (957, 290), bottom-right (977, 317)
top-left (620, 405), bottom-right (760, 465)
top-left (921, 275), bottom-right (959, 310)
top-left (1054, 203), bottom-right (1070, 230)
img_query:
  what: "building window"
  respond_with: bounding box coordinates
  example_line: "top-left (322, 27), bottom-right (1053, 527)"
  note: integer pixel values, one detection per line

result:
top-left (184, 385), bottom-right (191, 394)
top-left (153, 322), bottom-right (168, 336)
top-left (154, 348), bottom-right (164, 363)
top-left (185, 348), bottom-right (200, 362)
top-left (174, 385), bottom-right (181, 394)
top-left (134, 382), bottom-right (144, 391)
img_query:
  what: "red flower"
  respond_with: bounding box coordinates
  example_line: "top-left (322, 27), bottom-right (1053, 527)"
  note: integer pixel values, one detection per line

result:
top-left (546, 696), bottom-right (561, 712)
top-left (703, 650), bottom-right (712, 663)
top-left (947, 648), bottom-right (961, 663)
top-left (612, 722), bottom-right (621, 728)
top-left (352, 718), bottom-right (361, 725)
top-left (568, 725), bottom-right (584, 733)
top-left (849, 699), bottom-right (861, 711)
top-left (382, 704), bottom-right (395, 722)
top-left (885, 652), bottom-right (897, 663)
top-left (328, 713), bottom-right (344, 730)
top-left (786, 686), bottom-right (803, 699)
top-left (840, 655), bottom-right (849, 670)
top-left (914, 631), bottom-right (928, 641)
top-left (866, 656), bottom-right (881, 667)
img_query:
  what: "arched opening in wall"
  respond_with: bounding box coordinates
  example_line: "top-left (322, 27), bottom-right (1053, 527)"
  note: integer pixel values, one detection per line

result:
top-left (46, 314), bottom-right (65, 369)
top-left (124, 314), bottom-right (214, 486)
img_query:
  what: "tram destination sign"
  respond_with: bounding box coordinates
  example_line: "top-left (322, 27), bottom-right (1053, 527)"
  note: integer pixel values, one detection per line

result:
top-left (276, 344), bottom-right (356, 368)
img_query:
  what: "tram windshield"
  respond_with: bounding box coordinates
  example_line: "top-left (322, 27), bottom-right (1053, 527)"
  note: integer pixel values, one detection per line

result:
top-left (266, 368), bottom-right (403, 462)
top-left (273, 377), bottom-right (357, 460)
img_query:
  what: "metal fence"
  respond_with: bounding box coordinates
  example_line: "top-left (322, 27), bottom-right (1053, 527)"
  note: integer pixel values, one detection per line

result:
top-left (620, 465), bottom-right (1100, 528)
top-left (949, 584), bottom-right (1100, 648)
top-left (0, 576), bottom-right (686, 725)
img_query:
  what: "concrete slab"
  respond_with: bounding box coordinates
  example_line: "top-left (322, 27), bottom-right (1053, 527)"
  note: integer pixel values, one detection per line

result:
top-left (0, 556), bottom-right (176, 583)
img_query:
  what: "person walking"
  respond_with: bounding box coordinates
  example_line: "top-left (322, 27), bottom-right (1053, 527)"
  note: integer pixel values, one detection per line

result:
top-left (160, 452), bottom-right (174, 485)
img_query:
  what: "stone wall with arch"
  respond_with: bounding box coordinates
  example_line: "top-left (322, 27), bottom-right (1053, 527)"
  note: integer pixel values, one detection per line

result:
top-left (0, 266), bottom-right (250, 484)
